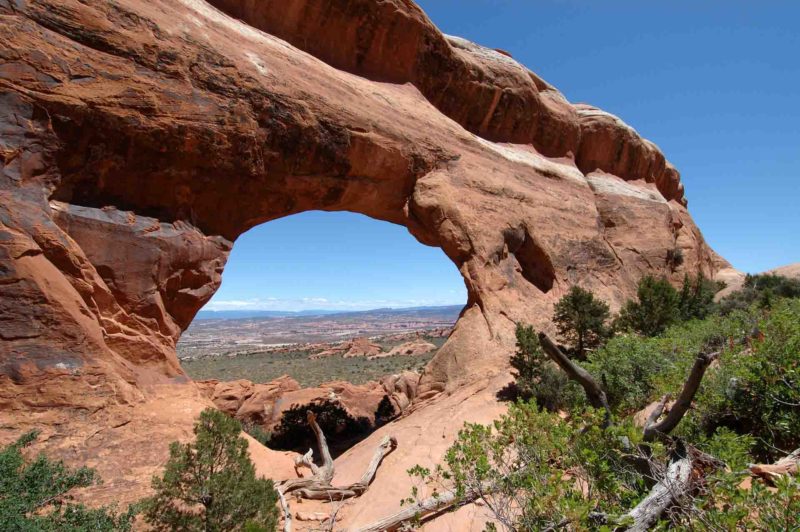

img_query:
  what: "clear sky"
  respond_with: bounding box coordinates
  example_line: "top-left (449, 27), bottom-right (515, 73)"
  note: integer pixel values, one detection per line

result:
top-left (203, 212), bottom-right (466, 311)
top-left (206, 2), bottom-right (798, 312)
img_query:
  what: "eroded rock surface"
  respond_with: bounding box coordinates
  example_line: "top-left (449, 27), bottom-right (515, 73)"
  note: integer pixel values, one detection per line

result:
top-left (199, 375), bottom-right (396, 429)
top-left (1, 0), bottom-right (737, 526)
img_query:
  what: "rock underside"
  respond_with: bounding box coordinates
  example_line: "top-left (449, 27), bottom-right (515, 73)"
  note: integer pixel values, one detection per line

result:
top-left (0, 0), bottom-right (739, 529)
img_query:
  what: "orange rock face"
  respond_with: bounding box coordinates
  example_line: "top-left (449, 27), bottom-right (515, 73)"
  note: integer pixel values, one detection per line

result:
top-left (0, 0), bottom-right (737, 523)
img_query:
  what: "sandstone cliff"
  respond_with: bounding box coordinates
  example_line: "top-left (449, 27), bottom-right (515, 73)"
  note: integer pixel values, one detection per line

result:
top-left (0, 0), bottom-right (737, 527)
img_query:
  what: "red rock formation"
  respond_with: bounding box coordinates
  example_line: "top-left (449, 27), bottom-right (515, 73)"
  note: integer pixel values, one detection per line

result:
top-left (199, 375), bottom-right (392, 429)
top-left (308, 337), bottom-right (383, 359)
top-left (368, 339), bottom-right (436, 359)
top-left (0, 0), bottom-right (738, 523)
top-left (342, 337), bottom-right (383, 358)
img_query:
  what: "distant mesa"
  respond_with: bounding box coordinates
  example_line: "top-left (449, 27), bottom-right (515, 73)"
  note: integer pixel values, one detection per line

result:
top-left (195, 309), bottom-right (345, 320)
top-left (194, 305), bottom-right (464, 321)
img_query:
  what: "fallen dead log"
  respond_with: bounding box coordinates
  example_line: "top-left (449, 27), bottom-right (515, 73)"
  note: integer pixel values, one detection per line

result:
top-left (275, 411), bottom-right (397, 530)
top-left (352, 484), bottom-right (490, 532)
top-left (277, 489), bottom-right (292, 532)
top-left (623, 449), bottom-right (693, 531)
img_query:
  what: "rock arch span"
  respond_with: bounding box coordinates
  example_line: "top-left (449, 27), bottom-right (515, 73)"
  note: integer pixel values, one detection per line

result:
top-left (0, 0), bottom-right (737, 521)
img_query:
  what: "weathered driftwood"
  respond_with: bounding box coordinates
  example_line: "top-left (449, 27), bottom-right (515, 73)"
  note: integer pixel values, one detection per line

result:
top-left (277, 488), bottom-right (292, 532)
top-left (749, 447), bottom-right (800, 481)
top-left (353, 485), bottom-right (490, 532)
top-left (538, 332), bottom-right (612, 425)
top-left (623, 449), bottom-right (693, 532)
top-left (589, 443), bottom-right (721, 532)
top-left (276, 411), bottom-right (397, 530)
top-left (643, 351), bottom-right (720, 441)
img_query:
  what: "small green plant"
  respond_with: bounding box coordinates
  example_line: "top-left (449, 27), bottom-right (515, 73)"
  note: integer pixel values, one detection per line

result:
top-left (0, 431), bottom-right (135, 531)
top-left (142, 408), bottom-right (279, 531)
top-left (509, 323), bottom-right (581, 411)
top-left (552, 285), bottom-right (611, 359)
top-left (666, 246), bottom-right (684, 270)
top-left (243, 422), bottom-right (272, 447)
top-left (678, 273), bottom-right (720, 321)
top-left (616, 275), bottom-right (680, 336)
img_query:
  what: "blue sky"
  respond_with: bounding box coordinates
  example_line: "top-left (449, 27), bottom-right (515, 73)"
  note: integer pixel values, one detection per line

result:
top-left (206, 2), bottom-right (798, 312)
top-left (204, 212), bottom-right (466, 311)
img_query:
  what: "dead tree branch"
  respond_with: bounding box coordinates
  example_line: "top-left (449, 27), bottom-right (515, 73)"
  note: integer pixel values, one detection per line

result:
top-left (277, 410), bottom-right (397, 503)
top-left (643, 351), bottom-right (720, 441)
top-left (353, 484), bottom-right (490, 532)
top-left (749, 447), bottom-right (800, 482)
top-left (623, 450), bottom-right (693, 532)
top-left (277, 488), bottom-right (292, 532)
top-left (538, 332), bottom-right (611, 425)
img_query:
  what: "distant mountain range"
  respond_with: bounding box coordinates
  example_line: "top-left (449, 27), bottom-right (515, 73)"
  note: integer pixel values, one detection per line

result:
top-left (195, 304), bottom-right (464, 321)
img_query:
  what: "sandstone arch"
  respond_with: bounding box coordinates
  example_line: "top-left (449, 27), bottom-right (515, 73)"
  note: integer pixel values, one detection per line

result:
top-left (1, 0), bottom-right (738, 524)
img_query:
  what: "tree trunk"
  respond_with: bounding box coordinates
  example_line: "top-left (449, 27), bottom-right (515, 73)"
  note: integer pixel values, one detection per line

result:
top-left (538, 333), bottom-right (611, 425)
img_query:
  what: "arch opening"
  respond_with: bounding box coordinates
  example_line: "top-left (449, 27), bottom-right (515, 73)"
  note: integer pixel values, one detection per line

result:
top-left (177, 210), bottom-right (466, 456)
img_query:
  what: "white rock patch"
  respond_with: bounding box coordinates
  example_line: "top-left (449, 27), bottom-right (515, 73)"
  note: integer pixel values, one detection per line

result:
top-left (475, 137), bottom-right (586, 184)
top-left (245, 51), bottom-right (269, 76)
top-left (586, 172), bottom-right (666, 203)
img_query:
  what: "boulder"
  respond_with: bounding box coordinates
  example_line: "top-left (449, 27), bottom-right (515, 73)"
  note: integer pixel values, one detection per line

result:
top-left (342, 337), bottom-right (383, 358)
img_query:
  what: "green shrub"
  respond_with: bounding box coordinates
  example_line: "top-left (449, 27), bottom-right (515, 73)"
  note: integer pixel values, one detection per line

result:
top-left (674, 473), bottom-right (800, 531)
top-left (683, 299), bottom-right (800, 460)
top-left (374, 395), bottom-right (397, 426)
top-left (678, 273), bottom-right (720, 321)
top-left (142, 408), bottom-right (279, 531)
top-left (719, 273), bottom-right (800, 314)
top-left (553, 286), bottom-right (611, 359)
top-left (269, 400), bottom-right (371, 456)
top-left (409, 292), bottom-right (800, 530)
top-left (510, 323), bottom-right (581, 411)
top-left (406, 403), bottom-right (654, 530)
top-left (0, 431), bottom-right (135, 531)
top-left (616, 275), bottom-right (680, 336)
top-left (243, 423), bottom-right (272, 447)
top-left (585, 334), bottom-right (668, 413)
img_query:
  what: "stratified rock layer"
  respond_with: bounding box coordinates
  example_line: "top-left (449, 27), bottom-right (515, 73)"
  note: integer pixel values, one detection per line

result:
top-left (1, 0), bottom-right (736, 526)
